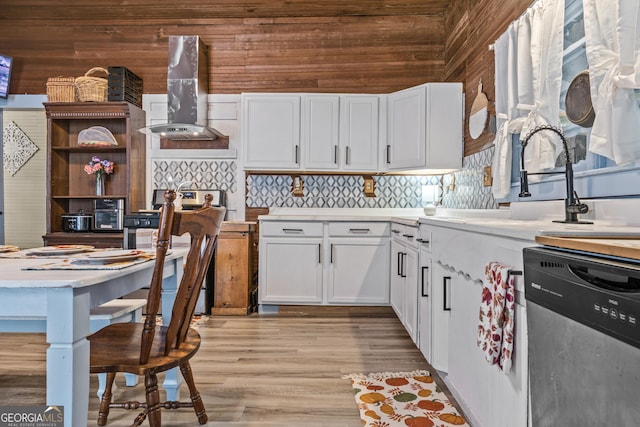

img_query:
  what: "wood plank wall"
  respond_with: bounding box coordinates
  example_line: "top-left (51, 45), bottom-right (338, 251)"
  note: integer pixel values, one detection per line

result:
top-left (445, 0), bottom-right (533, 155)
top-left (1, 0), bottom-right (533, 157)
top-left (0, 1), bottom-right (448, 95)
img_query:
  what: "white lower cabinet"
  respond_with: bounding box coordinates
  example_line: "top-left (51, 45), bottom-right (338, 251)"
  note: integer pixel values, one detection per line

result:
top-left (429, 258), bottom-right (451, 372)
top-left (428, 223), bottom-right (529, 427)
top-left (390, 222), bottom-right (419, 343)
top-left (417, 226), bottom-right (433, 363)
top-left (259, 220), bottom-right (389, 305)
top-left (259, 222), bottom-right (324, 304)
top-left (327, 238), bottom-right (390, 304)
top-left (260, 238), bottom-right (323, 303)
top-left (447, 271), bottom-right (491, 422)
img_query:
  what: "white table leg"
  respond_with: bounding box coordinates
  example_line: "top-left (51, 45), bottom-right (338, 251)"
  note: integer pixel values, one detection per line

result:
top-left (161, 257), bottom-right (183, 401)
top-left (46, 288), bottom-right (90, 427)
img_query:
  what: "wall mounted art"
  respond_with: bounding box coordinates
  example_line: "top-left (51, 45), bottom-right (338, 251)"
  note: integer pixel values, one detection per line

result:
top-left (2, 120), bottom-right (39, 176)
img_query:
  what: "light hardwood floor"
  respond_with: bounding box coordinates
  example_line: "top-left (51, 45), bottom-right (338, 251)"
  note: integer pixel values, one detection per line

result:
top-left (0, 306), bottom-right (460, 426)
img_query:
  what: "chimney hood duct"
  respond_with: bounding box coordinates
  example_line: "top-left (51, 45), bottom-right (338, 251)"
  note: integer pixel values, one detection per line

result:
top-left (139, 35), bottom-right (227, 141)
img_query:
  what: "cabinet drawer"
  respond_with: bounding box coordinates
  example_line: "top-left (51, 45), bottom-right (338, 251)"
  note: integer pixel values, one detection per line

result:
top-left (328, 222), bottom-right (389, 237)
top-left (261, 221), bottom-right (323, 237)
top-left (400, 225), bottom-right (419, 248)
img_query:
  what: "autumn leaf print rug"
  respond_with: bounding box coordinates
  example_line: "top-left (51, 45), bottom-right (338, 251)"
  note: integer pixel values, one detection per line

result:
top-left (343, 370), bottom-right (469, 427)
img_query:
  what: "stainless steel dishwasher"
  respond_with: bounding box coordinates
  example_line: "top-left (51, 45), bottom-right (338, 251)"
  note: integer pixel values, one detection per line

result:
top-left (523, 246), bottom-right (640, 427)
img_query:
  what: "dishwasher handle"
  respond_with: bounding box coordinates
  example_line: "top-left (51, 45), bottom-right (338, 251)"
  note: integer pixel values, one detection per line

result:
top-left (570, 265), bottom-right (640, 293)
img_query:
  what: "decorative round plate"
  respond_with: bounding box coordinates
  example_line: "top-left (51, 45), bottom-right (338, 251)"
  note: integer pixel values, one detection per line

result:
top-left (27, 245), bottom-right (94, 256)
top-left (0, 245), bottom-right (20, 253)
top-left (72, 250), bottom-right (145, 264)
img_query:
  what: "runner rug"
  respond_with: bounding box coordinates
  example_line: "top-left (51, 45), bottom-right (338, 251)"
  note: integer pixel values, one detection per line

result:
top-left (343, 370), bottom-right (470, 427)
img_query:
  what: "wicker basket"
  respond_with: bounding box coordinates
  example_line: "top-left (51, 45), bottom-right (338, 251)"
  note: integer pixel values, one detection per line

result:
top-left (75, 67), bottom-right (108, 102)
top-left (46, 77), bottom-right (77, 102)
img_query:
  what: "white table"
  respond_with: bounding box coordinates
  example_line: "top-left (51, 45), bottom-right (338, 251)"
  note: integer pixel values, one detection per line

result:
top-left (0, 249), bottom-right (187, 427)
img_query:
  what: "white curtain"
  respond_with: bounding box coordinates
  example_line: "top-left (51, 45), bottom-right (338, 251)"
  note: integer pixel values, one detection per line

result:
top-left (520, 0), bottom-right (566, 172)
top-left (492, 0), bottom-right (565, 198)
top-left (491, 9), bottom-right (535, 198)
top-left (584, 0), bottom-right (640, 164)
top-left (492, 23), bottom-right (518, 199)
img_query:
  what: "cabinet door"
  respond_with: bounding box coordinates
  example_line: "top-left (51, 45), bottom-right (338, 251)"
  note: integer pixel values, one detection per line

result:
top-left (259, 238), bottom-right (322, 304)
top-left (447, 272), bottom-right (491, 426)
top-left (403, 245), bottom-right (419, 343)
top-left (418, 249), bottom-right (432, 362)
top-left (386, 83), bottom-right (463, 171)
top-left (387, 85), bottom-right (426, 170)
top-left (327, 238), bottom-right (390, 304)
top-left (242, 94), bottom-right (301, 169)
top-left (302, 95), bottom-right (340, 170)
top-left (390, 239), bottom-right (405, 319)
top-left (425, 84), bottom-right (463, 169)
top-left (340, 95), bottom-right (379, 171)
top-left (489, 303), bottom-right (527, 427)
top-left (430, 260), bottom-right (451, 372)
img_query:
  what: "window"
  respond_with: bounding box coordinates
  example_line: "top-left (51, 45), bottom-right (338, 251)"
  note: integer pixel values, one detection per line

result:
top-left (505, 0), bottom-right (640, 202)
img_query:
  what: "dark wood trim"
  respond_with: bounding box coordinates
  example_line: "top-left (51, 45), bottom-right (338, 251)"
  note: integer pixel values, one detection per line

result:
top-left (159, 136), bottom-right (230, 150)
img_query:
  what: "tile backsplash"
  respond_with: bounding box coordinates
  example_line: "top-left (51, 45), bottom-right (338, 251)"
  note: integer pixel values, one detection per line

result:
top-left (151, 147), bottom-right (497, 212)
top-left (153, 159), bottom-right (237, 192)
top-left (443, 146), bottom-right (498, 209)
top-left (247, 174), bottom-right (443, 208)
top-left (246, 145), bottom-right (498, 210)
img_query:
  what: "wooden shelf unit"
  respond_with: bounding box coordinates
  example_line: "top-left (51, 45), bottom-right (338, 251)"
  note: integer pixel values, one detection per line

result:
top-left (43, 102), bottom-right (146, 248)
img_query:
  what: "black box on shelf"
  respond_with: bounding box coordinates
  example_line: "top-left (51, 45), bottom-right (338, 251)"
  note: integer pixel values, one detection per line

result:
top-left (107, 66), bottom-right (143, 108)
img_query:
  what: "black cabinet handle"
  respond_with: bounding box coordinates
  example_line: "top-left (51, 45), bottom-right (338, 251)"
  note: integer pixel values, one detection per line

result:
top-left (400, 253), bottom-right (406, 278)
top-left (318, 244), bottom-right (321, 263)
top-left (397, 251), bottom-right (402, 276)
top-left (346, 146), bottom-right (351, 165)
top-left (349, 228), bottom-right (370, 234)
top-left (330, 243), bottom-right (334, 263)
top-left (295, 145), bottom-right (299, 164)
top-left (421, 266), bottom-right (429, 297)
top-left (282, 228), bottom-right (304, 233)
top-left (334, 145), bottom-right (338, 164)
top-left (386, 144), bottom-right (391, 164)
top-left (443, 276), bottom-right (451, 311)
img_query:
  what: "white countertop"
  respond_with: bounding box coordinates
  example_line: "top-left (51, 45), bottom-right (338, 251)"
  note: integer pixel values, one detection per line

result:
top-left (258, 199), bottom-right (640, 242)
top-left (259, 207), bottom-right (426, 222)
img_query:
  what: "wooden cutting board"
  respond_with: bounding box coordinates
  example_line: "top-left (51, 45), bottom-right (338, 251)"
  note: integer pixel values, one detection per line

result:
top-left (535, 235), bottom-right (640, 261)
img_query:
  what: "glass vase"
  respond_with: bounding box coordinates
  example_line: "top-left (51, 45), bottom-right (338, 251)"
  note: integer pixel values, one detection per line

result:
top-left (95, 173), bottom-right (105, 196)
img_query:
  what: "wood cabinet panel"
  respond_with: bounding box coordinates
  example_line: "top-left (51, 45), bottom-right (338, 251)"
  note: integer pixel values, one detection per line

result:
top-left (212, 222), bottom-right (258, 315)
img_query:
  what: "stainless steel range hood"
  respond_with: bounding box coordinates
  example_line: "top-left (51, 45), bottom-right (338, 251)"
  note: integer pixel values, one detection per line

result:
top-left (139, 35), bottom-right (227, 142)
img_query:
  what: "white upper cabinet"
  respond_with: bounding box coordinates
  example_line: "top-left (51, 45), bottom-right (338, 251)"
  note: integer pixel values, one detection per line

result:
top-left (339, 95), bottom-right (380, 171)
top-left (243, 92), bottom-right (380, 172)
top-left (242, 94), bottom-right (301, 169)
top-left (386, 83), bottom-right (463, 171)
top-left (301, 94), bottom-right (379, 171)
top-left (302, 95), bottom-right (341, 170)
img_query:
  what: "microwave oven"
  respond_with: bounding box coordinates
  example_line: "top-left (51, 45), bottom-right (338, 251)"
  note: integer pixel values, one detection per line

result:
top-left (93, 198), bottom-right (124, 231)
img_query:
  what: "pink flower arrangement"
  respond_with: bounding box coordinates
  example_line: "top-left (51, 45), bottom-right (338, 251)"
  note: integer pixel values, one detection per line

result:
top-left (84, 156), bottom-right (114, 176)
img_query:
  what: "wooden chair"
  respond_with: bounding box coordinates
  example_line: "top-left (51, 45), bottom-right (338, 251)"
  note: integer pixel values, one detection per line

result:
top-left (88, 190), bottom-right (225, 426)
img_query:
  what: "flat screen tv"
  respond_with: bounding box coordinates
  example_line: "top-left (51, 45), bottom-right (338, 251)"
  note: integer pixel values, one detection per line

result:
top-left (0, 54), bottom-right (13, 98)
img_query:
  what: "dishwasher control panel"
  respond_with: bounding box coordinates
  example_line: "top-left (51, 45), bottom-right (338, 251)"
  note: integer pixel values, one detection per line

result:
top-left (524, 246), bottom-right (640, 349)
